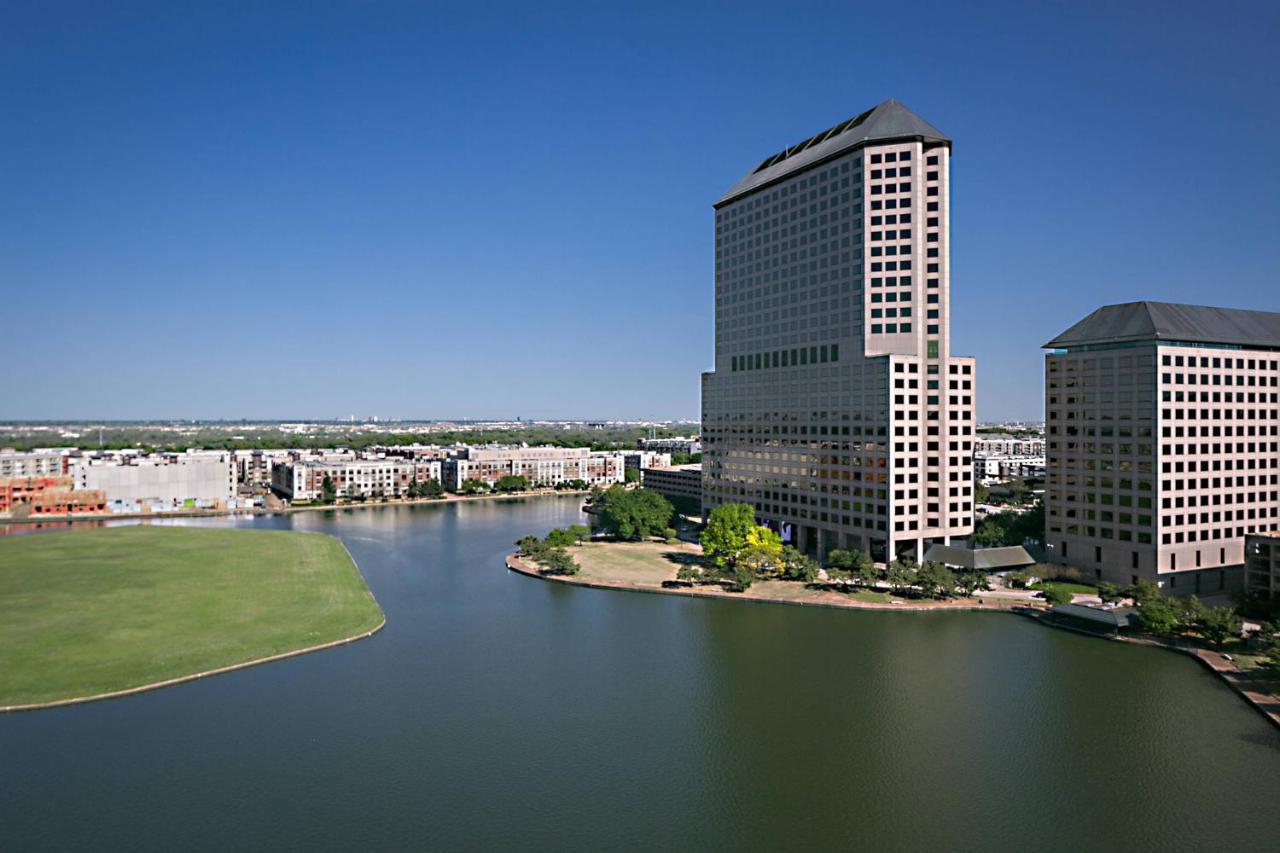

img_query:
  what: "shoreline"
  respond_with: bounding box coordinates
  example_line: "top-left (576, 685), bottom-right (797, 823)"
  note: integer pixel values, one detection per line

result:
top-left (506, 552), bottom-right (1280, 730)
top-left (1, 531), bottom-right (387, 714)
top-left (0, 488), bottom-right (587, 527)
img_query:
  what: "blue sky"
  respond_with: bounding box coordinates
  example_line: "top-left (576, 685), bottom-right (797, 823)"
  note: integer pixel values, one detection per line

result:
top-left (4, 1), bottom-right (1278, 422)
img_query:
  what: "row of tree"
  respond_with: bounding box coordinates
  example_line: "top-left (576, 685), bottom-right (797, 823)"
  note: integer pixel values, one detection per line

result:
top-left (693, 503), bottom-right (997, 598)
top-left (514, 525), bottom-right (592, 575)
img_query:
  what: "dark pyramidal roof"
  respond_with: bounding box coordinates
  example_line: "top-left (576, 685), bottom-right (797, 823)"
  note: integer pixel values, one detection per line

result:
top-left (716, 99), bottom-right (949, 207)
top-left (1046, 301), bottom-right (1280, 349)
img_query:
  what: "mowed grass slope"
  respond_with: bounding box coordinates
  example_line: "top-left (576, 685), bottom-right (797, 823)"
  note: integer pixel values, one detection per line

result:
top-left (0, 526), bottom-right (383, 707)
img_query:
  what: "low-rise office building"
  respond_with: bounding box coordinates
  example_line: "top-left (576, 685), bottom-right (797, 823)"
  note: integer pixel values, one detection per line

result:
top-left (1045, 301), bottom-right (1280, 594)
top-left (641, 464), bottom-right (703, 510)
top-left (1245, 532), bottom-right (1280, 599)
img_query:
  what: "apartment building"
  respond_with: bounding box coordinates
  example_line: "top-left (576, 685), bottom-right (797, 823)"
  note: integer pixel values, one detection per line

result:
top-left (0, 449), bottom-right (68, 479)
top-left (621, 450), bottom-right (673, 473)
top-left (974, 452), bottom-right (1046, 484)
top-left (271, 458), bottom-right (441, 501)
top-left (701, 99), bottom-right (975, 563)
top-left (442, 447), bottom-right (624, 490)
top-left (637, 437), bottom-right (701, 456)
top-left (975, 437), bottom-right (1045, 456)
top-left (71, 452), bottom-right (236, 510)
top-left (1045, 301), bottom-right (1280, 593)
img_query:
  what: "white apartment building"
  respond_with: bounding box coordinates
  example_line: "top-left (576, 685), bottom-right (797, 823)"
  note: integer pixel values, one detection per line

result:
top-left (0, 449), bottom-right (68, 478)
top-left (637, 437), bottom-right (701, 455)
top-left (974, 452), bottom-right (1047, 484)
top-left (71, 452), bottom-right (236, 508)
top-left (975, 437), bottom-right (1045, 456)
top-left (442, 447), bottom-right (625, 490)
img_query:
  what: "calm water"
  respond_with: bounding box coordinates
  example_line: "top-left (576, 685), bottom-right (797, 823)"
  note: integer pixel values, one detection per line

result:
top-left (3, 497), bottom-right (1279, 852)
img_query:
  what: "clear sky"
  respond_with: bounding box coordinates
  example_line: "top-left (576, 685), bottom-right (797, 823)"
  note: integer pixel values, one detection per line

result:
top-left (4, 1), bottom-right (1278, 422)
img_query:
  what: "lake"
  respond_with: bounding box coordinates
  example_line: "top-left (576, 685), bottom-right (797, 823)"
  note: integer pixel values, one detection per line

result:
top-left (3, 496), bottom-right (1279, 852)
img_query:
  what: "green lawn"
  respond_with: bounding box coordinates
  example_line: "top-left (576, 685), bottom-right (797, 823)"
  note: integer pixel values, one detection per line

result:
top-left (0, 526), bottom-right (383, 707)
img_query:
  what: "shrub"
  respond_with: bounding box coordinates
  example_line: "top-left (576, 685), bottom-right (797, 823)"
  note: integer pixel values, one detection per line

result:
top-left (540, 547), bottom-right (579, 576)
top-left (663, 527), bottom-right (678, 544)
top-left (1042, 585), bottom-right (1074, 606)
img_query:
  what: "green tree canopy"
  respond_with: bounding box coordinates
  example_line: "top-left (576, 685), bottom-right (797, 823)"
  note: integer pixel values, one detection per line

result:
top-left (700, 503), bottom-right (757, 568)
top-left (594, 486), bottom-right (674, 540)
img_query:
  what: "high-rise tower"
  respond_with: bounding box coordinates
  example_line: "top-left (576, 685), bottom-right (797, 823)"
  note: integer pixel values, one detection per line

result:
top-left (701, 99), bottom-right (975, 562)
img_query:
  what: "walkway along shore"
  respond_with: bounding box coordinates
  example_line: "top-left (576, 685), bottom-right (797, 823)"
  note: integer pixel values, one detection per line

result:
top-left (506, 552), bottom-right (1280, 730)
top-left (1, 537), bottom-right (386, 714)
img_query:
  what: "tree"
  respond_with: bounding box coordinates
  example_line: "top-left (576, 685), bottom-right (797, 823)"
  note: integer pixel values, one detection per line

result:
top-left (700, 503), bottom-right (757, 568)
top-left (739, 526), bottom-right (783, 574)
top-left (495, 475), bottom-right (529, 493)
top-left (974, 482), bottom-right (990, 504)
top-left (1127, 578), bottom-right (1161, 607)
top-left (1007, 478), bottom-right (1028, 504)
top-left (886, 560), bottom-right (917, 596)
top-left (826, 549), bottom-right (855, 571)
top-left (1042, 585), bottom-right (1074, 606)
top-left (780, 546), bottom-right (819, 582)
top-left (567, 524), bottom-right (591, 544)
top-left (1138, 599), bottom-right (1180, 634)
top-left (543, 528), bottom-right (576, 548)
top-left (1097, 582), bottom-right (1124, 604)
top-left (1199, 606), bottom-right (1243, 647)
top-left (420, 479), bottom-right (444, 498)
top-left (515, 535), bottom-right (544, 557)
top-left (958, 572), bottom-right (991, 597)
top-left (624, 467), bottom-right (641, 484)
top-left (916, 561), bottom-right (957, 599)
top-left (540, 547), bottom-right (578, 576)
top-left (595, 486), bottom-right (674, 540)
top-left (855, 553), bottom-right (879, 589)
top-left (731, 561), bottom-right (754, 592)
top-left (321, 474), bottom-right (336, 505)
top-left (972, 520), bottom-right (1004, 548)
top-left (458, 479), bottom-right (490, 495)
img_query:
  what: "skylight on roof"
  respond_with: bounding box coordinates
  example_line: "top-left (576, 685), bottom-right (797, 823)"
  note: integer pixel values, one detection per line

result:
top-left (751, 107), bottom-right (875, 174)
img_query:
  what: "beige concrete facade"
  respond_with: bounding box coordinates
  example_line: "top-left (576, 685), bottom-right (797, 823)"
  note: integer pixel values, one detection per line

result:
top-left (1046, 324), bottom-right (1280, 594)
top-left (701, 102), bottom-right (975, 562)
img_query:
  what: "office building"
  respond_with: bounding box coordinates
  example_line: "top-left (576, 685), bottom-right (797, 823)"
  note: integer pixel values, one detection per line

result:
top-left (701, 99), bottom-right (976, 562)
top-left (1045, 301), bottom-right (1280, 593)
top-left (1244, 532), bottom-right (1280, 599)
top-left (641, 464), bottom-right (702, 510)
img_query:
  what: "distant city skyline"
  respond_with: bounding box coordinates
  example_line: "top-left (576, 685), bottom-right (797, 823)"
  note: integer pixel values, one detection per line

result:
top-left (4, 2), bottom-right (1278, 422)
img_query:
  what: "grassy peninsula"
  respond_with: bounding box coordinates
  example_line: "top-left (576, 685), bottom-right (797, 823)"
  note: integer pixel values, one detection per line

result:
top-left (0, 526), bottom-right (383, 708)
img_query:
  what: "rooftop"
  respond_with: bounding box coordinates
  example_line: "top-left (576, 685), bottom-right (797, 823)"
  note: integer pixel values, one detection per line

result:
top-left (716, 99), bottom-right (949, 207)
top-left (1046, 301), bottom-right (1280, 350)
